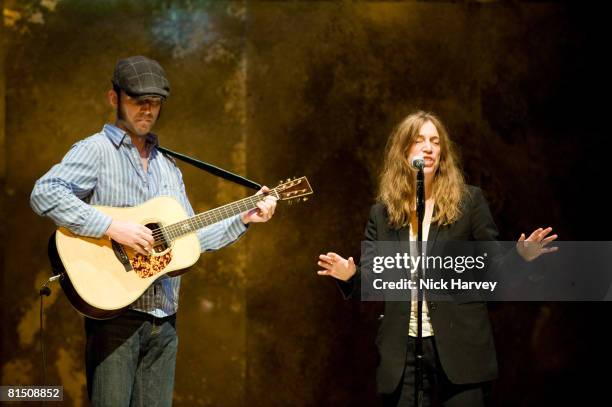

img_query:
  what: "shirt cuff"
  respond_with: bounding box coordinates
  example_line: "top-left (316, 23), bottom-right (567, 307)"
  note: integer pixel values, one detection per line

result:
top-left (231, 214), bottom-right (249, 236)
top-left (77, 207), bottom-right (113, 238)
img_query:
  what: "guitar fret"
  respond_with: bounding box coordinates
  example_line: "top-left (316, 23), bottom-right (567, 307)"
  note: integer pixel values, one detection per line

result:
top-left (194, 216), bottom-right (203, 230)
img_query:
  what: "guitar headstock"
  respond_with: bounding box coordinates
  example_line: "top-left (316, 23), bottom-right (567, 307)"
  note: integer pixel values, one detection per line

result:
top-left (272, 177), bottom-right (314, 203)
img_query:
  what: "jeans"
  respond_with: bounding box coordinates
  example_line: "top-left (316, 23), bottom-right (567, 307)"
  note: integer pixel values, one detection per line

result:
top-left (85, 310), bottom-right (178, 407)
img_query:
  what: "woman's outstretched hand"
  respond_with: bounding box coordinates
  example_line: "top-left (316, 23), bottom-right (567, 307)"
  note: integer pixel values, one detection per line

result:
top-left (516, 227), bottom-right (558, 262)
top-left (317, 252), bottom-right (357, 282)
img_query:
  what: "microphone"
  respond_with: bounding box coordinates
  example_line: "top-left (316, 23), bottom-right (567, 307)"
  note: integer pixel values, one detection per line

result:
top-left (39, 274), bottom-right (62, 296)
top-left (411, 155), bottom-right (425, 170)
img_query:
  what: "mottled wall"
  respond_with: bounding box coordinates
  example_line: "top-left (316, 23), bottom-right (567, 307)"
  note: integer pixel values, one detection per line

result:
top-left (245, 2), bottom-right (608, 406)
top-left (2, 1), bottom-right (251, 406)
top-left (1, 1), bottom-right (608, 406)
top-left (0, 6), bottom-right (6, 403)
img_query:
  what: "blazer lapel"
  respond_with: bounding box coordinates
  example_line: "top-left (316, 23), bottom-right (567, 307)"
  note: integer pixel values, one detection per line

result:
top-left (394, 224), bottom-right (412, 257)
top-left (394, 226), bottom-right (412, 312)
top-left (428, 207), bottom-right (440, 254)
top-left (397, 227), bottom-right (410, 244)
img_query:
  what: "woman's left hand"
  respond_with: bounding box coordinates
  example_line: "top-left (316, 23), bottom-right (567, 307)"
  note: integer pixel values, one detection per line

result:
top-left (516, 227), bottom-right (558, 262)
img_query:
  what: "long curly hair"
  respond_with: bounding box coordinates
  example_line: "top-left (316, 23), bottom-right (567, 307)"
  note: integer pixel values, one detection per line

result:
top-left (377, 111), bottom-right (466, 228)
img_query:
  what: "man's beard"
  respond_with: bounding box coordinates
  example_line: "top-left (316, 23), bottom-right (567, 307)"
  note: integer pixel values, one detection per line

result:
top-left (116, 102), bottom-right (158, 137)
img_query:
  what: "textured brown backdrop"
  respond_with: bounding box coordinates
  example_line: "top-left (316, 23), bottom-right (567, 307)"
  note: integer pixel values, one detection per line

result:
top-left (1, 1), bottom-right (608, 406)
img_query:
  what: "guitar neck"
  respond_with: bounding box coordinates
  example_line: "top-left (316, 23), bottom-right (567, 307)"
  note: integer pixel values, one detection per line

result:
top-left (159, 190), bottom-right (280, 242)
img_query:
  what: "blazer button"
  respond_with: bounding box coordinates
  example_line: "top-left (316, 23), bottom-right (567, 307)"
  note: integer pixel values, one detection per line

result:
top-left (378, 314), bottom-right (385, 321)
top-left (428, 302), bottom-right (437, 311)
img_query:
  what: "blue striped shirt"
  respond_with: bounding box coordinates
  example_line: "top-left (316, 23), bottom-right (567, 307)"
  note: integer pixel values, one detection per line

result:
top-left (30, 124), bottom-right (247, 317)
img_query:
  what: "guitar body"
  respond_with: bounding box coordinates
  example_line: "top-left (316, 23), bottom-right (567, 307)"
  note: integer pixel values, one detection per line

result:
top-left (49, 196), bottom-right (200, 319)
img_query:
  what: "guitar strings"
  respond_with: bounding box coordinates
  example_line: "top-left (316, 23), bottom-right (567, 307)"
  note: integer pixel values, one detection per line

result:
top-left (148, 189), bottom-right (282, 242)
top-left (120, 180), bottom-right (307, 252)
top-left (149, 194), bottom-right (265, 239)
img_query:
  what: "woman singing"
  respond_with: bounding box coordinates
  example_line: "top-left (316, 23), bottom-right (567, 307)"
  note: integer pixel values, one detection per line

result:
top-left (317, 111), bottom-right (557, 406)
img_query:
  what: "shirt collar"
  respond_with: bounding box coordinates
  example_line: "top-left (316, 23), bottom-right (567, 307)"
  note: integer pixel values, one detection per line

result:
top-left (103, 124), bottom-right (160, 149)
top-left (103, 124), bottom-right (129, 148)
top-left (146, 132), bottom-right (160, 148)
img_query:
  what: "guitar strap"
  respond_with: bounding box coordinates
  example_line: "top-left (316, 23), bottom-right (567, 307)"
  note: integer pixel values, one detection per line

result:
top-left (157, 146), bottom-right (261, 191)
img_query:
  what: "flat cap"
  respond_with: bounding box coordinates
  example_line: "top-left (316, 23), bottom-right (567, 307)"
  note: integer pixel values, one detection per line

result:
top-left (111, 55), bottom-right (170, 99)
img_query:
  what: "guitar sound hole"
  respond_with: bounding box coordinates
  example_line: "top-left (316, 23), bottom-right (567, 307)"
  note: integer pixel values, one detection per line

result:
top-left (147, 222), bottom-right (169, 253)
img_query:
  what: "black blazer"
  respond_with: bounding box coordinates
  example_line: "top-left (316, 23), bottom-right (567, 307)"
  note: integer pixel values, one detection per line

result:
top-left (339, 185), bottom-right (524, 393)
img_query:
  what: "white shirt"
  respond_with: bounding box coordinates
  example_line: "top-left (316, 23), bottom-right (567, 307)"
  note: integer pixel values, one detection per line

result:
top-left (408, 199), bottom-right (435, 337)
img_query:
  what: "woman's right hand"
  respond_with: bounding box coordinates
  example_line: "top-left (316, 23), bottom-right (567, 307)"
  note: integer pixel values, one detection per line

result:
top-left (317, 252), bottom-right (357, 282)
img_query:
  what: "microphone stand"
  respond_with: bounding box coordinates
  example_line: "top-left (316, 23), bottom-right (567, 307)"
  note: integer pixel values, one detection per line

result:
top-left (39, 274), bottom-right (61, 386)
top-left (414, 165), bottom-right (425, 407)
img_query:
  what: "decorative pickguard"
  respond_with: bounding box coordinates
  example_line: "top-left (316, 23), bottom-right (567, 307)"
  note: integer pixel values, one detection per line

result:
top-left (130, 251), bottom-right (173, 278)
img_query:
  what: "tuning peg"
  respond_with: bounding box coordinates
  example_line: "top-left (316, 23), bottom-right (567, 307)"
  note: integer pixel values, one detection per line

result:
top-left (303, 197), bottom-right (309, 202)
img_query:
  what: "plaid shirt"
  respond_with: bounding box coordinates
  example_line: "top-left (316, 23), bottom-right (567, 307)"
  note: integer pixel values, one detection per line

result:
top-left (31, 124), bottom-right (247, 317)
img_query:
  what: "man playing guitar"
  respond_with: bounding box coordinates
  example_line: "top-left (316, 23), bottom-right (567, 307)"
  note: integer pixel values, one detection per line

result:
top-left (30, 55), bottom-right (277, 407)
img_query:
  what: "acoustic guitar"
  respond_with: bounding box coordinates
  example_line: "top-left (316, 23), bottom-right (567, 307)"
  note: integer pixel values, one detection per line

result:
top-left (48, 177), bottom-right (313, 319)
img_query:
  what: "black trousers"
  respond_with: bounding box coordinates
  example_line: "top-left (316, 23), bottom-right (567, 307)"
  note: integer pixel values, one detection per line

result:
top-left (381, 336), bottom-right (488, 407)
